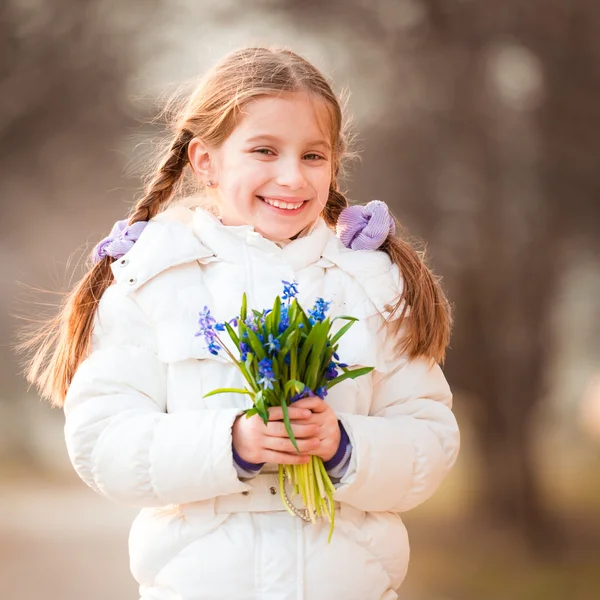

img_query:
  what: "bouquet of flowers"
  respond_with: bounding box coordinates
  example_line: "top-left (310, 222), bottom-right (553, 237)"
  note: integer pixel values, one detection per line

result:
top-left (196, 280), bottom-right (373, 541)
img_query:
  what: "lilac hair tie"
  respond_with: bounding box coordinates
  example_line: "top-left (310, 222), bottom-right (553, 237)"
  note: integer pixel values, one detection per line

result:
top-left (92, 219), bottom-right (148, 264)
top-left (336, 200), bottom-right (395, 250)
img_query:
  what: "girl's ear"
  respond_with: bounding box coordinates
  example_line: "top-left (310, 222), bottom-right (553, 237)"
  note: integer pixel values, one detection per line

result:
top-left (188, 138), bottom-right (218, 184)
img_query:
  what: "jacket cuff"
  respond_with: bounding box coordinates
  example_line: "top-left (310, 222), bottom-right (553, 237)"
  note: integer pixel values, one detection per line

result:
top-left (232, 443), bottom-right (265, 474)
top-left (323, 420), bottom-right (352, 473)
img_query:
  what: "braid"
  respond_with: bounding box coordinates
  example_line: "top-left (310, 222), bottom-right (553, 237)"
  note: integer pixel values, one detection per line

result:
top-left (129, 129), bottom-right (193, 224)
top-left (322, 183), bottom-right (451, 364)
top-left (322, 185), bottom-right (348, 228)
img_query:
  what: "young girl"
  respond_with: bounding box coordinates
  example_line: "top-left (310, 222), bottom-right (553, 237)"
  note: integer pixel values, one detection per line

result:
top-left (24, 47), bottom-right (460, 600)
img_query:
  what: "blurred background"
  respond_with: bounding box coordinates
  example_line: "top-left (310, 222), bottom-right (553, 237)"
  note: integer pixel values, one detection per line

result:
top-left (2, 1), bottom-right (600, 599)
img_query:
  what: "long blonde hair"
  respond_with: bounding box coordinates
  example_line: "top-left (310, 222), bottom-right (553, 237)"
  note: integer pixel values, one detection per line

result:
top-left (18, 46), bottom-right (452, 408)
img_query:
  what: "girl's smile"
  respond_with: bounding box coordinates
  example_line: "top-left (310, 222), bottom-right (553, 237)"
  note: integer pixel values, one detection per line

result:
top-left (257, 195), bottom-right (309, 214)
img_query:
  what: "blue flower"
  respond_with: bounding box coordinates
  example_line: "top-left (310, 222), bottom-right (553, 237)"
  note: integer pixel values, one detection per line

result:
top-left (308, 298), bottom-right (331, 324)
top-left (197, 306), bottom-right (216, 331)
top-left (266, 333), bottom-right (280, 355)
top-left (244, 317), bottom-right (258, 331)
top-left (258, 376), bottom-right (275, 390)
top-left (281, 280), bottom-right (299, 302)
top-left (240, 342), bottom-right (250, 362)
top-left (258, 357), bottom-right (276, 390)
top-left (195, 306), bottom-right (221, 355)
top-left (279, 306), bottom-right (290, 333)
top-left (215, 323), bottom-right (226, 331)
top-left (290, 388), bottom-right (310, 403)
top-left (325, 361), bottom-right (339, 381)
top-left (315, 386), bottom-right (328, 399)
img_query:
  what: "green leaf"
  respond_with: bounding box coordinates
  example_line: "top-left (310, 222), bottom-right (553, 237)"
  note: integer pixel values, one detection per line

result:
top-left (203, 387), bottom-right (252, 398)
top-left (240, 293), bottom-right (247, 321)
top-left (298, 320), bottom-right (321, 369)
top-left (317, 346), bottom-right (337, 383)
top-left (255, 390), bottom-right (268, 424)
top-left (270, 357), bottom-right (282, 398)
top-left (331, 315), bottom-right (359, 324)
top-left (288, 299), bottom-right (303, 329)
top-left (265, 310), bottom-right (273, 336)
top-left (245, 407), bottom-right (258, 418)
top-left (284, 380), bottom-right (305, 397)
top-left (224, 322), bottom-right (240, 348)
top-left (272, 296), bottom-right (281, 333)
top-left (305, 321), bottom-right (330, 390)
top-left (280, 397), bottom-right (300, 453)
top-left (330, 317), bottom-right (358, 346)
top-left (325, 366), bottom-right (374, 389)
top-left (238, 360), bottom-right (260, 393)
top-left (275, 346), bottom-right (289, 379)
top-left (286, 330), bottom-right (300, 382)
top-left (246, 328), bottom-right (266, 360)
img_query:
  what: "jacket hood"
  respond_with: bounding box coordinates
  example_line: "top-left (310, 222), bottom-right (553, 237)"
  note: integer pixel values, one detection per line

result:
top-left (110, 203), bottom-right (405, 322)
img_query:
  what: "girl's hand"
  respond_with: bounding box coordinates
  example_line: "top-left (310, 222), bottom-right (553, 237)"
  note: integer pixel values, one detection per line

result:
top-left (232, 405), bottom-right (321, 465)
top-left (287, 397), bottom-right (342, 462)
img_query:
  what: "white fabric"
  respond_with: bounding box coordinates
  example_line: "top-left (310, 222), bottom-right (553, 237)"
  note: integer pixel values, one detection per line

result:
top-left (63, 204), bottom-right (460, 600)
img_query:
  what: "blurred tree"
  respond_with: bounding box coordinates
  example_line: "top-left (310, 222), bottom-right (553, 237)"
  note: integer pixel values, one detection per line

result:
top-left (241, 0), bottom-right (600, 554)
top-left (1, 0), bottom-right (159, 466)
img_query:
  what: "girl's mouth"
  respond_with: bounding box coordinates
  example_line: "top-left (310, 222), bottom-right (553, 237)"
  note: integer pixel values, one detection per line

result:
top-left (257, 196), bottom-right (308, 214)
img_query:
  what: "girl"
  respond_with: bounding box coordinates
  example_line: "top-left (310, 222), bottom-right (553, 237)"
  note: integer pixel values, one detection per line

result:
top-left (23, 47), bottom-right (460, 600)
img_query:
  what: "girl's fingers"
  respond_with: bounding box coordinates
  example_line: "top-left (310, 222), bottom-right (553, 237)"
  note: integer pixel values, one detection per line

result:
top-left (263, 436), bottom-right (320, 454)
top-left (291, 397), bottom-right (328, 412)
top-left (265, 422), bottom-right (320, 438)
top-left (267, 406), bottom-right (311, 421)
top-left (261, 450), bottom-right (312, 465)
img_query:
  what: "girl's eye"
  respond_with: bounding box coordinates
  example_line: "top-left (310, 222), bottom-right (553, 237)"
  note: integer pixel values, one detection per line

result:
top-left (252, 149), bottom-right (325, 161)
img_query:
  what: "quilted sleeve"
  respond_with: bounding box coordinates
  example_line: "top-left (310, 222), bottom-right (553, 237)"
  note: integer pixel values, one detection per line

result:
top-left (63, 284), bottom-right (249, 508)
top-left (331, 310), bottom-right (460, 513)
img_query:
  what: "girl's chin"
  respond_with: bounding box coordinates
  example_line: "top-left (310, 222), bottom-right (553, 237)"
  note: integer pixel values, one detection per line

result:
top-left (255, 223), bottom-right (305, 243)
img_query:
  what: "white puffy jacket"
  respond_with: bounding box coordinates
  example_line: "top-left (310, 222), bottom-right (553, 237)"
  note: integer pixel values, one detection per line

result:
top-left (63, 203), bottom-right (460, 600)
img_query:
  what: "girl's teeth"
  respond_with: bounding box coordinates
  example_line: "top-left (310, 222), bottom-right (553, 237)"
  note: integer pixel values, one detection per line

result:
top-left (261, 197), bottom-right (304, 210)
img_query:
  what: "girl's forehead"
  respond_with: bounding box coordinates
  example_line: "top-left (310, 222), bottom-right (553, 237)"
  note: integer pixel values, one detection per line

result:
top-left (233, 93), bottom-right (333, 145)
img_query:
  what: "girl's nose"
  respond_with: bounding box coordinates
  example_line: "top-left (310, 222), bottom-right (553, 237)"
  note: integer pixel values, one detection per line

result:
top-left (275, 158), bottom-right (308, 190)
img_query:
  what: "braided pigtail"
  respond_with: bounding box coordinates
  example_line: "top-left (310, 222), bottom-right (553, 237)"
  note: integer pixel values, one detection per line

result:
top-left (321, 186), bottom-right (349, 227)
top-left (381, 230), bottom-right (452, 364)
top-left (129, 129), bottom-right (193, 223)
top-left (18, 129), bottom-right (194, 407)
top-left (324, 186), bottom-right (452, 364)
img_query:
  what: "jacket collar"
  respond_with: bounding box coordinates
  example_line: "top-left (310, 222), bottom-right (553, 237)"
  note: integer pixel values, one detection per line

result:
top-left (192, 207), bottom-right (333, 271)
top-left (111, 204), bottom-right (335, 292)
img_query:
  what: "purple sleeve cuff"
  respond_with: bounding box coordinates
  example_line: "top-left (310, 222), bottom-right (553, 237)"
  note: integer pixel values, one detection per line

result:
top-left (323, 421), bottom-right (351, 471)
top-left (232, 443), bottom-right (265, 472)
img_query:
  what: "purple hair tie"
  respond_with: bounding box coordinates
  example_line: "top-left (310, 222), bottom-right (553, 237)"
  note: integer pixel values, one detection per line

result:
top-left (336, 200), bottom-right (395, 250)
top-left (92, 219), bottom-right (148, 264)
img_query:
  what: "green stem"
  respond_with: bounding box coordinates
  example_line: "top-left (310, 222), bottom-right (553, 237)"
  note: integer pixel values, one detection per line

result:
top-left (307, 456), bottom-right (316, 523)
top-left (279, 464), bottom-right (296, 518)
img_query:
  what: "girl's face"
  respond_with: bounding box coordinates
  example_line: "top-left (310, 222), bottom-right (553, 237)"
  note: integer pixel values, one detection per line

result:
top-left (191, 92), bottom-right (334, 241)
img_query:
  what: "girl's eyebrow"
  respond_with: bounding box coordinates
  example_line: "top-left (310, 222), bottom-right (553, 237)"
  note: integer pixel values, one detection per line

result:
top-left (245, 134), bottom-right (331, 150)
